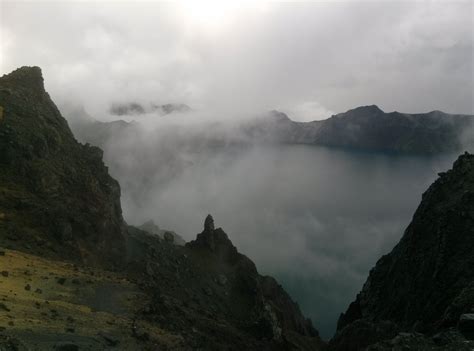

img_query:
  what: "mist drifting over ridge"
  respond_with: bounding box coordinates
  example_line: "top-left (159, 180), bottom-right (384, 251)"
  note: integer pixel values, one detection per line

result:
top-left (1, 1), bottom-right (473, 119)
top-left (64, 102), bottom-right (471, 337)
top-left (2, 0), bottom-right (473, 342)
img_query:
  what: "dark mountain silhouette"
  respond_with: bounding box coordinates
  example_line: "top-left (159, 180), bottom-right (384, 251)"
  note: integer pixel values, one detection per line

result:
top-left (243, 106), bottom-right (473, 153)
top-left (330, 152), bottom-right (474, 350)
top-left (0, 66), bottom-right (126, 266)
top-left (70, 104), bottom-right (473, 155)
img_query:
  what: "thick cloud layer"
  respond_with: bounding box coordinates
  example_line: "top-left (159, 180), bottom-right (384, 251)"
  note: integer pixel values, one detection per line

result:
top-left (1, 1), bottom-right (473, 120)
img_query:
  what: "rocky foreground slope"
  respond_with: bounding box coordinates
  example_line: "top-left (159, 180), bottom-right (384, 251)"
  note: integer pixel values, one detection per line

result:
top-left (0, 67), bottom-right (323, 350)
top-left (330, 152), bottom-right (474, 350)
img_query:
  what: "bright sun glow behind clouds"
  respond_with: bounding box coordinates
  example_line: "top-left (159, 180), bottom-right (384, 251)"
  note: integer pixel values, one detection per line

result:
top-left (1, 0), bottom-right (471, 116)
top-left (178, 0), bottom-right (268, 30)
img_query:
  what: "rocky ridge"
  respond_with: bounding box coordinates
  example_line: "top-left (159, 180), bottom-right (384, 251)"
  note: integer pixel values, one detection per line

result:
top-left (243, 106), bottom-right (473, 153)
top-left (69, 105), bottom-right (473, 157)
top-left (0, 66), bottom-right (126, 266)
top-left (330, 152), bottom-right (474, 350)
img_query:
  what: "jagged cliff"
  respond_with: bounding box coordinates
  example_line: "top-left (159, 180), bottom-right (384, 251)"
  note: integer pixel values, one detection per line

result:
top-left (125, 214), bottom-right (323, 350)
top-left (331, 152), bottom-right (474, 350)
top-left (186, 215), bottom-right (319, 343)
top-left (0, 67), bottom-right (323, 350)
top-left (0, 66), bottom-right (126, 266)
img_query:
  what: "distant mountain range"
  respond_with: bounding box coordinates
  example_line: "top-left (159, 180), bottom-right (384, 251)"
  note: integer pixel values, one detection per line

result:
top-left (110, 101), bottom-right (191, 116)
top-left (70, 104), bottom-right (474, 155)
top-left (244, 106), bottom-right (474, 153)
top-left (330, 152), bottom-right (474, 351)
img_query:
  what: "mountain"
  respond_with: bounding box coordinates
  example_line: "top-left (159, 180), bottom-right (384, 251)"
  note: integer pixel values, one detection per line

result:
top-left (244, 106), bottom-right (474, 153)
top-left (0, 66), bottom-right (126, 266)
top-left (313, 106), bottom-right (472, 153)
top-left (69, 104), bottom-right (473, 156)
top-left (110, 102), bottom-right (191, 116)
top-left (0, 67), bottom-right (323, 350)
top-left (330, 152), bottom-right (474, 350)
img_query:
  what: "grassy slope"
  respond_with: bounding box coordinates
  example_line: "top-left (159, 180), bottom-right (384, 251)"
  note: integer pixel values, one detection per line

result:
top-left (0, 247), bottom-right (185, 350)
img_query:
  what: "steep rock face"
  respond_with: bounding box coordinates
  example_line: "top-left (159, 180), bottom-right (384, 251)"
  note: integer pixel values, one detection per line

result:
top-left (121, 215), bottom-right (324, 350)
top-left (183, 215), bottom-right (321, 348)
top-left (331, 152), bottom-right (474, 350)
top-left (0, 67), bottom-right (126, 265)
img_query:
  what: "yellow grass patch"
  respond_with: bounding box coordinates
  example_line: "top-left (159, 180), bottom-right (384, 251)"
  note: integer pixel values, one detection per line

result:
top-left (0, 248), bottom-right (184, 349)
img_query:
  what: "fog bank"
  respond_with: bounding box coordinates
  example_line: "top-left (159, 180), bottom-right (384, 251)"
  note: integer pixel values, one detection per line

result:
top-left (67, 109), bottom-right (457, 337)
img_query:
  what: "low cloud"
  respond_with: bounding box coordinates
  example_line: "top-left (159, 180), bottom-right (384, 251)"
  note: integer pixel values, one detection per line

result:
top-left (282, 101), bottom-right (335, 122)
top-left (66, 108), bottom-right (460, 337)
top-left (1, 1), bottom-right (472, 118)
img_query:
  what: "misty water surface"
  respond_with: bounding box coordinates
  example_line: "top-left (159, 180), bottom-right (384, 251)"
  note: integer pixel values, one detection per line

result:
top-left (107, 142), bottom-right (456, 339)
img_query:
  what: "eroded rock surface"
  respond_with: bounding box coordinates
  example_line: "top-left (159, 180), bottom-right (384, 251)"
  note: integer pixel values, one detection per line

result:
top-left (331, 152), bottom-right (474, 350)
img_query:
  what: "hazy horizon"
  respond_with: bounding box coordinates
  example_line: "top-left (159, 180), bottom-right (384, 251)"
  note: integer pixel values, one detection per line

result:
top-left (1, 1), bottom-right (473, 121)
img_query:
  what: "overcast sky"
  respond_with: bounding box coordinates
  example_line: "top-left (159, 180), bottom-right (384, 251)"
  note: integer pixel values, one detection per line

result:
top-left (1, 0), bottom-right (473, 121)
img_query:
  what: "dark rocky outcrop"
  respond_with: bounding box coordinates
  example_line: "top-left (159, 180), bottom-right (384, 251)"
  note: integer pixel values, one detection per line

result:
top-left (0, 66), bottom-right (126, 266)
top-left (182, 215), bottom-right (321, 348)
top-left (331, 152), bottom-right (474, 350)
top-left (70, 104), bottom-right (473, 157)
top-left (187, 214), bottom-right (240, 259)
top-left (123, 214), bottom-right (324, 350)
